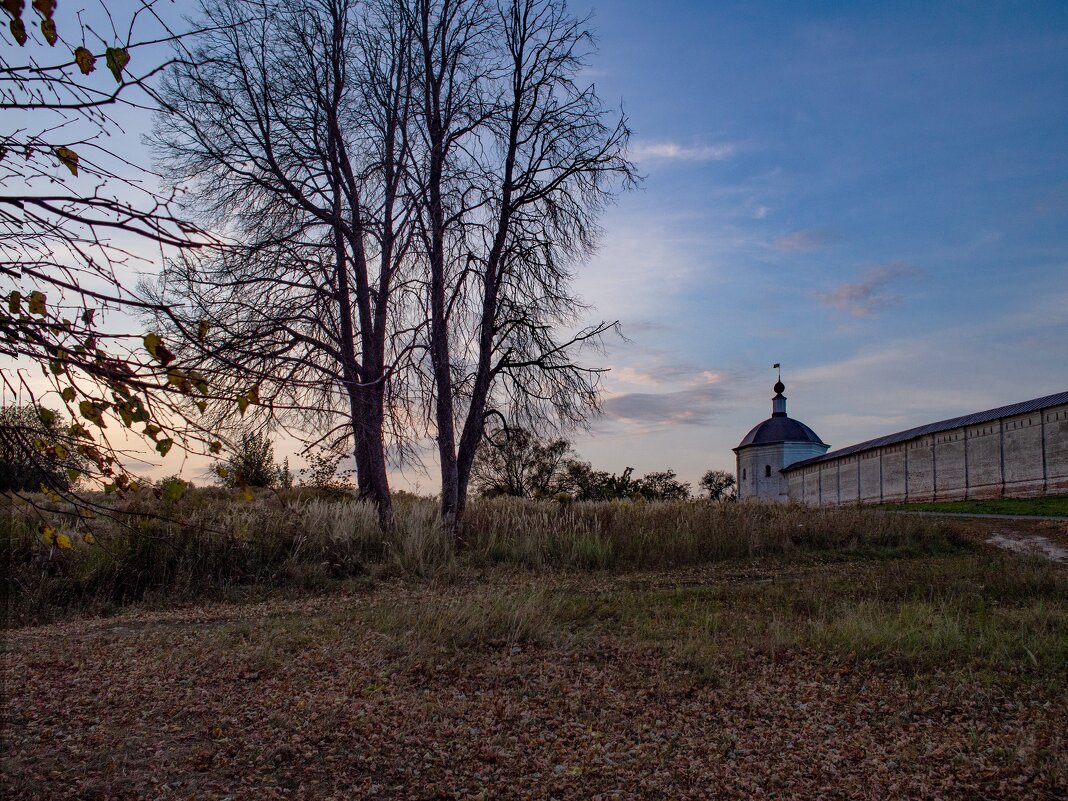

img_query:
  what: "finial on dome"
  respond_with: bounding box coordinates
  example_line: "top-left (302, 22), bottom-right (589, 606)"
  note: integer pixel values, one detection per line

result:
top-left (772, 363), bottom-right (787, 416)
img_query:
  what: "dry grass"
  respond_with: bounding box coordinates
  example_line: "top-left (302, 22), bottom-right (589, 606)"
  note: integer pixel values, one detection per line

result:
top-left (4, 490), bottom-right (962, 626)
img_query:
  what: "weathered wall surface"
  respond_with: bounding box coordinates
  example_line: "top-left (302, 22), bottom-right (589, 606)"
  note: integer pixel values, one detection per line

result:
top-left (737, 443), bottom-right (786, 501)
top-left (1048, 405), bottom-right (1068, 493)
top-left (859, 452), bottom-right (881, 501)
top-left (839, 455), bottom-right (859, 503)
top-left (784, 401), bottom-right (1068, 505)
top-left (737, 441), bottom-right (829, 503)
top-left (934, 433), bottom-right (966, 500)
top-left (881, 446), bottom-right (906, 502)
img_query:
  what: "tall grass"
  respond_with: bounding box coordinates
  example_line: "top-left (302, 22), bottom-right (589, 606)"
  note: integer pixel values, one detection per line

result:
top-left (2, 490), bottom-right (959, 625)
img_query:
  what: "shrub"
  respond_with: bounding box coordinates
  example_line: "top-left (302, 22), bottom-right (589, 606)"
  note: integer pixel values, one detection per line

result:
top-left (698, 469), bottom-right (736, 501)
top-left (0, 404), bottom-right (88, 492)
top-left (218, 431), bottom-right (292, 489)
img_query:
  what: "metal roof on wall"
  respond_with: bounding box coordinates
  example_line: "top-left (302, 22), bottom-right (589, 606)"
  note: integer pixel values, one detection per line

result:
top-left (782, 390), bottom-right (1068, 473)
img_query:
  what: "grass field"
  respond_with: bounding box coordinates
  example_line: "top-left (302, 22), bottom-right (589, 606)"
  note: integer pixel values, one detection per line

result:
top-left (2, 491), bottom-right (961, 626)
top-left (2, 494), bottom-right (1066, 799)
top-left (879, 494), bottom-right (1068, 517)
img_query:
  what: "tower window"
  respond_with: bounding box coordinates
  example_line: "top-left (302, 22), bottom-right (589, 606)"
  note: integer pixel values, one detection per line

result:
top-left (765, 465), bottom-right (771, 477)
top-left (742, 468), bottom-right (747, 480)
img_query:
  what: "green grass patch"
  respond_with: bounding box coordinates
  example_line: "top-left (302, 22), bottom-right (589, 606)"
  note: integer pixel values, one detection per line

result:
top-left (549, 551), bottom-right (1068, 680)
top-left (878, 494), bottom-right (1068, 517)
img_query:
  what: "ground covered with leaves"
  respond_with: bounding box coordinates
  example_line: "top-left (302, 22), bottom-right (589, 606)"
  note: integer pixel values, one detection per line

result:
top-left (3, 543), bottom-right (1066, 800)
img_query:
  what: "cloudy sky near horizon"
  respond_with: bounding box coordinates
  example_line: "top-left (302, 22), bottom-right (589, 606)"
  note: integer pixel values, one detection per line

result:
top-left (556, 0), bottom-right (1068, 488)
top-left (10, 0), bottom-right (1067, 491)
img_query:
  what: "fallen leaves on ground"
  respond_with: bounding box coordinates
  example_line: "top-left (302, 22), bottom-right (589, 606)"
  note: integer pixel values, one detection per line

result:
top-left (2, 569), bottom-right (1065, 800)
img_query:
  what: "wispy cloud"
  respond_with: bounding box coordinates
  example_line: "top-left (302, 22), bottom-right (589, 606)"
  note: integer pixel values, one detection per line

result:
top-left (600, 371), bottom-right (726, 427)
top-left (612, 366), bottom-right (657, 386)
top-left (814, 262), bottom-right (919, 317)
top-left (773, 228), bottom-right (838, 252)
top-left (629, 141), bottom-right (736, 162)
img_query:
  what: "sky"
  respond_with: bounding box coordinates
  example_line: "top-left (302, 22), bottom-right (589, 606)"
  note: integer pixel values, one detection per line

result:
top-left (558, 0), bottom-right (1068, 487)
top-left (9, 0), bottom-right (1068, 490)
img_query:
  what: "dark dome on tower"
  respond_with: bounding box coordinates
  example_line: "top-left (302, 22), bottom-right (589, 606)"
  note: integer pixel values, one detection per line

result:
top-left (736, 416), bottom-right (826, 449)
top-left (773, 379), bottom-right (785, 394)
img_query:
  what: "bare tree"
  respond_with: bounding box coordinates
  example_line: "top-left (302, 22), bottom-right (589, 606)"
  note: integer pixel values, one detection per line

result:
top-left (146, 0), bottom-right (633, 535)
top-left (149, 0), bottom-right (421, 526)
top-left (408, 0), bottom-right (635, 536)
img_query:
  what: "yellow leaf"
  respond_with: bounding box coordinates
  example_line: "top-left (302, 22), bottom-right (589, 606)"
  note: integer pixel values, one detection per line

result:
top-left (41, 526), bottom-right (57, 545)
top-left (54, 146), bottom-right (78, 176)
top-left (167, 368), bottom-right (188, 389)
top-left (9, 18), bottom-right (27, 47)
top-left (39, 17), bottom-right (56, 46)
top-left (61, 386), bottom-right (76, 402)
top-left (143, 332), bottom-right (161, 358)
top-left (78, 399), bottom-right (105, 426)
top-left (197, 319), bottom-right (210, 340)
top-left (55, 533), bottom-right (73, 550)
top-left (246, 386), bottom-right (260, 405)
top-left (82, 531), bottom-right (96, 545)
top-left (241, 486), bottom-right (254, 503)
top-left (28, 290), bottom-right (46, 315)
top-left (105, 46), bottom-right (130, 83)
top-left (73, 46), bottom-right (95, 75)
top-left (7, 291), bottom-right (19, 313)
top-left (237, 395), bottom-right (249, 415)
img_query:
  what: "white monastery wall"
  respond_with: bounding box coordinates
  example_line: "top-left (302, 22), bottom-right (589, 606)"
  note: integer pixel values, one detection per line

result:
top-left (1047, 404), bottom-right (1068, 493)
top-left (934, 433), bottom-right (966, 500)
top-left (784, 401), bottom-right (1068, 505)
top-left (858, 452), bottom-right (881, 501)
top-left (838, 455), bottom-right (859, 503)
top-left (881, 446), bottom-right (907, 502)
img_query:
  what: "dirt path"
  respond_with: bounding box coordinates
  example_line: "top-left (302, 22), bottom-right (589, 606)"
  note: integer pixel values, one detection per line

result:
top-left (942, 515), bottom-right (1068, 564)
top-left (987, 531), bottom-right (1068, 563)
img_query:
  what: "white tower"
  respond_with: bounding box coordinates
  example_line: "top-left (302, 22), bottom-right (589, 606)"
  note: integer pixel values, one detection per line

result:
top-left (734, 372), bottom-right (828, 502)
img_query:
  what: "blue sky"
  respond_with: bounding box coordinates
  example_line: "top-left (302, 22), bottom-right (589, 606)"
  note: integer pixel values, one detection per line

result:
top-left (560, 0), bottom-right (1068, 486)
top-left (11, 1), bottom-right (1067, 489)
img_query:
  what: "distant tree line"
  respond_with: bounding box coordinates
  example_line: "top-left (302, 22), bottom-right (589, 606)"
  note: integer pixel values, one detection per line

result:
top-left (471, 427), bottom-right (735, 502)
